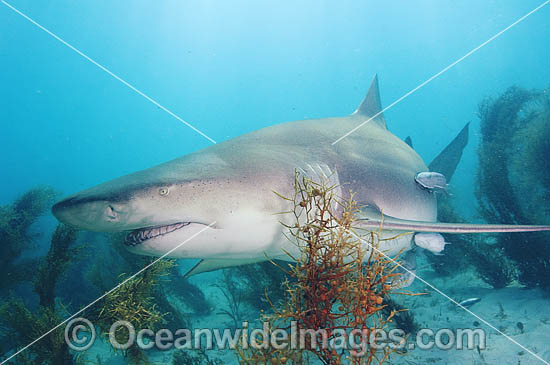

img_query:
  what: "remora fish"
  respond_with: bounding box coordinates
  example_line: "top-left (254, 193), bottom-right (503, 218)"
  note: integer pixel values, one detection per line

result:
top-left (52, 75), bottom-right (550, 278)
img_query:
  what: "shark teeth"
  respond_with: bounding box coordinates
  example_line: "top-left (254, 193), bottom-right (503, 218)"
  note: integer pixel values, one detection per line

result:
top-left (124, 222), bottom-right (191, 246)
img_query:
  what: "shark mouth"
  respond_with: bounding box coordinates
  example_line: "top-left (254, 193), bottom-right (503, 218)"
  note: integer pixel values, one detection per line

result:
top-left (124, 222), bottom-right (191, 246)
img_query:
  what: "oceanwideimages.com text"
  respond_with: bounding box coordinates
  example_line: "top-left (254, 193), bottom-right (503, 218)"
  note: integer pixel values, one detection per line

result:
top-left (65, 317), bottom-right (486, 355)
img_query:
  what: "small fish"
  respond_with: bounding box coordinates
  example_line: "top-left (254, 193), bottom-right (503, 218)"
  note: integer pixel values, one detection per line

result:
top-left (458, 297), bottom-right (481, 308)
top-left (415, 171), bottom-right (448, 193)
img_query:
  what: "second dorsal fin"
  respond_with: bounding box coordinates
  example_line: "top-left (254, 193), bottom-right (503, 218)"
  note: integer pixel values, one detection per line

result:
top-left (352, 74), bottom-right (386, 129)
top-left (404, 136), bottom-right (414, 148)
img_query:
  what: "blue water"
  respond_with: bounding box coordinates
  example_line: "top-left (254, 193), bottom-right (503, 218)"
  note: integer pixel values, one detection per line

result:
top-left (1, 1), bottom-right (550, 364)
top-left (2, 1), bottom-right (549, 204)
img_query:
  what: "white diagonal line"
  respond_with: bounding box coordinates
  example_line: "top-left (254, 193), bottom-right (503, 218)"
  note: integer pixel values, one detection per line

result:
top-left (332, 0), bottom-right (550, 145)
top-left (1, 0), bottom-right (217, 145)
top-left (358, 234), bottom-right (549, 365)
top-left (0, 221), bottom-right (216, 365)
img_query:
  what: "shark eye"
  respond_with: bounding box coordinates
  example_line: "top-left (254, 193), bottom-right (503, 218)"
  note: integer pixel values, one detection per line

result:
top-left (159, 188), bottom-right (170, 196)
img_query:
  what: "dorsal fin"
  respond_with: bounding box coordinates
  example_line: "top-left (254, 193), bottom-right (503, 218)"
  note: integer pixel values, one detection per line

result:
top-left (353, 74), bottom-right (386, 128)
top-left (404, 136), bottom-right (414, 148)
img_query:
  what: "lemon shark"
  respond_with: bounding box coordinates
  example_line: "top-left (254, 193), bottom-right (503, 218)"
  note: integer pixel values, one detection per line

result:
top-left (52, 75), bottom-right (550, 278)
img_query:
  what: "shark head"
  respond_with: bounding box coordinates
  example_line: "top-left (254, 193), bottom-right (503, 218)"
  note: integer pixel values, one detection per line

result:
top-left (53, 150), bottom-right (292, 259)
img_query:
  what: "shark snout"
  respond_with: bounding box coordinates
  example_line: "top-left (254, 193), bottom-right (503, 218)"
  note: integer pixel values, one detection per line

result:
top-left (52, 195), bottom-right (127, 231)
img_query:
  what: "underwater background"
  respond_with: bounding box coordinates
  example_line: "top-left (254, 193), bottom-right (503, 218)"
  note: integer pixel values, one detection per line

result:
top-left (1, 1), bottom-right (550, 364)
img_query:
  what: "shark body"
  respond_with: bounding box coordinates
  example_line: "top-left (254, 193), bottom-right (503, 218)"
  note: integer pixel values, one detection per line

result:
top-left (52, 76), bottom-right (550, 276)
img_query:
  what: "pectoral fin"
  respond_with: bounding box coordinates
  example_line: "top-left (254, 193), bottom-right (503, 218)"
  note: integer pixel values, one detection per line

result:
top-left (390, 250), bottom-right (417, 289)
top-left (183, 257), bottom-right (269, 278)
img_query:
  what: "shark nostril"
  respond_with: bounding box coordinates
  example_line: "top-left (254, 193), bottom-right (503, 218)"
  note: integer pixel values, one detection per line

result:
top-left (106, 205), bottom-right (118, 220)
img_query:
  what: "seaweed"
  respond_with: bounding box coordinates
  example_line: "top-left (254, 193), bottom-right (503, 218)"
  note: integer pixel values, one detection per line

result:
top-left (165, 274), bottom-right (212, 315)
top-left (0, 221), bottom-right (79, 365)
top-left (172, 348), bottom-right (222, 365)
top-left (426, 196), bottom-right (516, 289)
top-left (215, 269), bottom-right (246, 329)
top-left (86, 233), bottom-right (190, 330)
top-left (0, 298), bottom-right (73, 365)
top-left (215, 259), bottom-right (289, 322)
top-left (152, 285), bottom-right (191, 335)
top-left (236, 171), bottom-right (406, 364)
top-left (476, 87), bottom-right (535, 225)
top-left (468, 241), bottom-right (516, 289)
top-left (231, 260), bottom-right (290, 311)
top-left (86, 232), bottom-right (149, 294)
top-left (0, 186), bottom-right (57, 292)
top-left (91, 258), bottom-right (175, 364)
top-left (425, 196), bottom-right (473, 276)
top-left (381, 298), bottom-right (419, 336)
top-left (34, 224), bottom-right (81, 309)
top-left (476, 86), bottom-right (550, 291)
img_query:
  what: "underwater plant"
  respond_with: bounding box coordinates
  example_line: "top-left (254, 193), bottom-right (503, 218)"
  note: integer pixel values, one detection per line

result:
top-left (172, 348), bottom-right (222, 365)
top-left (425, 197), bottom-right (473, 277)
top-left (34, 224), bottom-right (80, 309)
top-left (0, 298), bottom-right (73, 365)
top-left (0, 187), bottom-right (83, 364)
top-left (165, 274), bottom-right (212, 316)
top-left (86, 232), bottom-right (153, 293)
top-left (236, 172), bottom-right (404, 364)
top-left (79, 232), bottom-right (195, 363)
top-left (215, 269), bottom-right (247, 329)
top-left (0, 222), bottom-right (79, 365)
top-left (426, 196), bottom-right (517, 289)
top-left (468, 241), bottom-right (516, 289)
top-left (231, 260), bottom-right (290, 311)
top-left (380, 298), bottom-right (419, 337)
top-left (86, 232), bottom-right (192, 322)
top-left (91, 258), bottom-right (175, 365)
top-left (0, 186), bottom-right (57, 293)
top-left (10, 186), bottom-right (58, 234)
top-left (476, 86), bottom-right (550, 291)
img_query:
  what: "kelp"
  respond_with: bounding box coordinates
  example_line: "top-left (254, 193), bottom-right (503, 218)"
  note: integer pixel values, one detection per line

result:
top-left (172, 348), bottom-right (222, 365)
top-left (427, 196), bottom-right (516, 289)
top-left (231, 260), bottom-right (290, 311)
top-left (0, 298), bottom-right (73, 365)
top-left (426, 86), bottom-right (550, 290)
top-left (34, 224), bottom-right (80, 309)
top-left (86, 233), bottom-right (192, 334)
top-left (0, 222), bottom-right (79, 365)
top-left (0, 186), bottom-right (57, 292)
top-left (164, 271), bottom-right (212, 316)
top-left (86, 232), bottom-right (150, 293)
top-left (215, 269), bottom-right (247, 329)
top-left (91, 258), bottom-right (175, 365)
top-left (476, 86), bottom-right (550, 291)
top-left (425, 197), bottom-right (473, 277)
